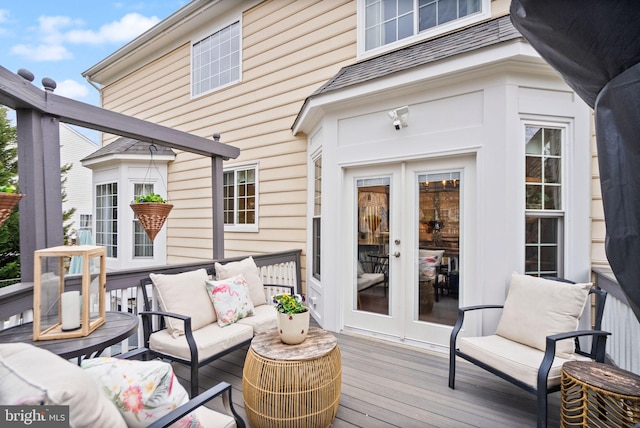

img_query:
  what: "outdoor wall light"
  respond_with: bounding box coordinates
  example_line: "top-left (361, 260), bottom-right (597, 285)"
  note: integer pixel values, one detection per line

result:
top-left (387, 106), bottom-right (409, 130)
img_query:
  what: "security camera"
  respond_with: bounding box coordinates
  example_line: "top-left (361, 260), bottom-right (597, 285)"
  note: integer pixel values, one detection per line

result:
top-left (393, 119), bottom-right (401, 130)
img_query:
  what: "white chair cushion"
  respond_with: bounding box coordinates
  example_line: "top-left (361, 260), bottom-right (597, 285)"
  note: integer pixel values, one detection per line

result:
top-left (215, 256), bottom-right (267, 307)
top-left (195, 406), bottom-right (236, 428)
top-left (0, 343), bottom-right (126, 428)
top-left (496, 273), bottom-right (591, 357)
top-left (236, 304), bottom-right (277, 334)
top-left (149, 268), bottom-right (217, 337)
top-left (459, 335), bottom-right (591, 389)
top-left (149, 322), bottom-right (253, 361)
top-left (357, 273), bottom-right (384, 291)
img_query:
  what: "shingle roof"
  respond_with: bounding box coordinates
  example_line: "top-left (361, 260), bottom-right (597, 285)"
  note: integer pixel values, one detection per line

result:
top-left (82, 137), bottom-right (175, 162)
top-left (312, 15), bottom-right (521, 97)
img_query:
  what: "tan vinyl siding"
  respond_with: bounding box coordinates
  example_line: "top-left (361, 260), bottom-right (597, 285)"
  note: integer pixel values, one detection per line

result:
top-left (590, 112), bottom-right (609, 268)
top-left (98, 0), bottom-right (357, 280)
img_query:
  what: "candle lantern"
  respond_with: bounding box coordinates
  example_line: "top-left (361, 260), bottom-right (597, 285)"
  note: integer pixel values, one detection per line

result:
top-left (33, 245), bottom-right (106, 340)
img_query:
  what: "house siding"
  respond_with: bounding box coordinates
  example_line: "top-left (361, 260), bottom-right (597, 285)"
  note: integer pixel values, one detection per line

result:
top-left (96, 0), bottom-right (357, 277)
top-left (59, 124), bottom-right (97, 237)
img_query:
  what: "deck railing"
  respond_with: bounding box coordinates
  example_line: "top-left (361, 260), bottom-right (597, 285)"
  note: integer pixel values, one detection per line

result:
top-left (592, 267), bottom-right (640, 375)
top-left (0, 249), bottom-right (301, 354)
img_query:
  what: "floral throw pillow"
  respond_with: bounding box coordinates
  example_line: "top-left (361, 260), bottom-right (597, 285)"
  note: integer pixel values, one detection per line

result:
top-left (81, 357), bottom-right (200, 428)
top-left (205, 274), bottom-right (255, 327)
top-left (418, 256), bottom-right (438, 281)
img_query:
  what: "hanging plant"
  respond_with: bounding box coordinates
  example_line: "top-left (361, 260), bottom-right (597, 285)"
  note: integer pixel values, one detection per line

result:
top-left (0, 185), bottom-right (23, 228)
top-left (130, 193), bottom-right (173, 241)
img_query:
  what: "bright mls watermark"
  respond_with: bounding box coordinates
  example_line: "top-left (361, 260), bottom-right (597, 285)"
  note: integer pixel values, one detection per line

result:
top-left (0, 406), bottom-right (68, 427)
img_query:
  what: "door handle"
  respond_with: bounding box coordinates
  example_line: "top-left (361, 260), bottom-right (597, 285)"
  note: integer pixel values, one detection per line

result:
top-left (393, 251), bottom-right (400, 258)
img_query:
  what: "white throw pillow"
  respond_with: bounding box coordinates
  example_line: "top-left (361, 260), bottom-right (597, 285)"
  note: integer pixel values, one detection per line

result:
top-left (495, 273), bottom-right (591, 357)
top-left (149, 268), bottom-right (217, 338)
top-left (0, 343), bottom-right (126, 428)
top-left (215, 256), bottom-right (267, 306)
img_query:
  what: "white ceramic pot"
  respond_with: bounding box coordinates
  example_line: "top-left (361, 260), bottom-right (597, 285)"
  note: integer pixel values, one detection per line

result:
top-left (277, 310), bottom-right (310, 345)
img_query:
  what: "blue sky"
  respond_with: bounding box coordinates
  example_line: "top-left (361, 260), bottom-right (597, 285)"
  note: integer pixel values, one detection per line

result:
top-left (0, 1), bottom-right (187, 140)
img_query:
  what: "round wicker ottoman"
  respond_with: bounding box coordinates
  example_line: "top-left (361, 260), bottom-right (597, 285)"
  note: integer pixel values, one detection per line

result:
top-left (242, 327), bottom-right (342, 428)
top-left (561, 361), bottom-right (640, 427)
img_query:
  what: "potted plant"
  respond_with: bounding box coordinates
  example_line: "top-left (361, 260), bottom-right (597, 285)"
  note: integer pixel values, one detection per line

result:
top-left (0, 184), bottom-right (23, 228)
top-left (273, 294), bottom-right (309, 345)
top-left (130, 193), bottom-right (173, 241)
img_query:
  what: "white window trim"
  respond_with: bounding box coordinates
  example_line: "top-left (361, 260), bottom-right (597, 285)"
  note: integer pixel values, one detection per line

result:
top-left (190, 14), bottom-right (243, 99)
top-left (224, 162), bottom-right (259, 233)
top-left (356, 0), bottom-right (491, 59)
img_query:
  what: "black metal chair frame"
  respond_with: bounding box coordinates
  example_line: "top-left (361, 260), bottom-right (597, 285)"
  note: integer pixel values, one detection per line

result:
top-left (449, 286), bottom-right (610, 428)
top-left (118, 348), bottom-right (246, 428)
top-left (139, 266), bottom-right (293, 397)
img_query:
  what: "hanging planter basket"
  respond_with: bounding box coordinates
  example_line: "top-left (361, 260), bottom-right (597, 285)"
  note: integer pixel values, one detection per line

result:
top-left (0, 193), bottom-right (23, 227)
top-left (130, 202), bottom-right (173, 241)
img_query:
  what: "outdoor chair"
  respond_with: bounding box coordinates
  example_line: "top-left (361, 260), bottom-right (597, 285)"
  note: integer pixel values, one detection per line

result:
top-left (0, 343), bottom-right (245, 427)
top-left (448, 273), bottom-right (610, 428)
top-left (139, 258), bottom-right (293, 397)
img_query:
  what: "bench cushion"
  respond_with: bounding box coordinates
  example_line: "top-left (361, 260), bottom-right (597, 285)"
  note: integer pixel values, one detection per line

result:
top-left (459, 335), bottom-right (591, 389)
top-left (149, 268), bottom-right (217, 337)
top-left (195, 405), bottom-right (236, 428)
top-left (236, 304), bottom-right (277, 334)
top-left (149, 322), bottom-right (253, 361)
top-left (496, 273), bottom-right (591, 357)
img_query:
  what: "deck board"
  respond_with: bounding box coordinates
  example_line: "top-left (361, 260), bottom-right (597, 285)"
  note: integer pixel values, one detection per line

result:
top-left (172, 327), bottom-right (561, 427)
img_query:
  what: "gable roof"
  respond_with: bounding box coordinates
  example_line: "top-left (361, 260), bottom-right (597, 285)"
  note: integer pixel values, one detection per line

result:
top-left (293, 15), bottom-right (521, 131)
top-left (82, 137), bottom-right (175, 162)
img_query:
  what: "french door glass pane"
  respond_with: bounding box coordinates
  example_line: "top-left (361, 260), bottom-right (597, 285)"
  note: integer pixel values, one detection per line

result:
top-left (356, 177), bottom-right (390, 315)
top-left (417, 172), bottom-right (460, 326)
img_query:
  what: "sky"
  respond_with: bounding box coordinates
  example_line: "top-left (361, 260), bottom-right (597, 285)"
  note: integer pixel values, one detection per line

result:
top-left (0, 1), bottom-right (188, 141)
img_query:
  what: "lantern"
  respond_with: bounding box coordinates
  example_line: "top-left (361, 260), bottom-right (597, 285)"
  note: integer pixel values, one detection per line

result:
top-left (33, 245), bottom-right (106, 340)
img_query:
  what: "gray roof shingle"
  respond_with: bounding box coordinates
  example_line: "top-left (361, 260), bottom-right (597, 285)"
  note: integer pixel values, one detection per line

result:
top-left (82, 137), bottom-right (175, 162)
top-left (312, 15), bottom-right (521, 97)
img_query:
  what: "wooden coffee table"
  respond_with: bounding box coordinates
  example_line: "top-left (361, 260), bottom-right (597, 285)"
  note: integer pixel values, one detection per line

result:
top-left (242, 327), bottom-right (342, 428)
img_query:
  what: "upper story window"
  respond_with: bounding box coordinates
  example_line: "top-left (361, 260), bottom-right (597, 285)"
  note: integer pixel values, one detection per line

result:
top-left (224, 164), bottom-right (258, 232)
top-left (360, 0), bottom-right (487, 55)
top-left (192, 20), bottom-right (241, 97)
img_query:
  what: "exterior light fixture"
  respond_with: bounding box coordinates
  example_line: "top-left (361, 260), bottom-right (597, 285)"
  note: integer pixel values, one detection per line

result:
top-left (387, 106), bottom-right (409, 130)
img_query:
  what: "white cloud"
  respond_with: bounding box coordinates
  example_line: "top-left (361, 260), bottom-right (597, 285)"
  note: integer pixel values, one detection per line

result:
top-left (10, 43), bottom-right (72, 61)
top-left (55, 79), bottom-right (90, 99)
top-left (66, 13), bottom-right (160, 44)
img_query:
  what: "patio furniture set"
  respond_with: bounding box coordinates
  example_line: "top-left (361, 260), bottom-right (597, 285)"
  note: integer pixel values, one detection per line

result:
top-left (3, 261), bottom-right (640, 427)
top-left (0, 255), bottom-right (342, 428)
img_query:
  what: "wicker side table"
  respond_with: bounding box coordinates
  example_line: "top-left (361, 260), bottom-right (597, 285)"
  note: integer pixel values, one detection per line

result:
top-left (561, 361), bottom-right (640, 427)
top-left (242, 327), bottom-right (342, 428)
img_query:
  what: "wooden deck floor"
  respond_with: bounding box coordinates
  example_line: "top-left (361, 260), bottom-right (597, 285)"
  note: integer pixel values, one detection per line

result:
top-left (173, 328), bottom-right (560, 428)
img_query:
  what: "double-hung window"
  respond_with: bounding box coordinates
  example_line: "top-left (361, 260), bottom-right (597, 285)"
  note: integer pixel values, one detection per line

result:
top-left (361, 0), bottom-right (486, 54)
top-left (524, 125), bottom-right (564, 277)
top-left (223, 164), bottom-right (258, 231)
top-left (96, 183), bottom-right (118, 258)
top-left (192, 20), bottom-right (241, 97)
top-left (312, 156), bottom-right (322, 280)
top-left (133, 183), bottom-right (154, 258)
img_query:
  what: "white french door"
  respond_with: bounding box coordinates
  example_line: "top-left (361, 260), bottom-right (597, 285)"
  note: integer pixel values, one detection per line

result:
top-left (343, 155), bottom-right (476, 347)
